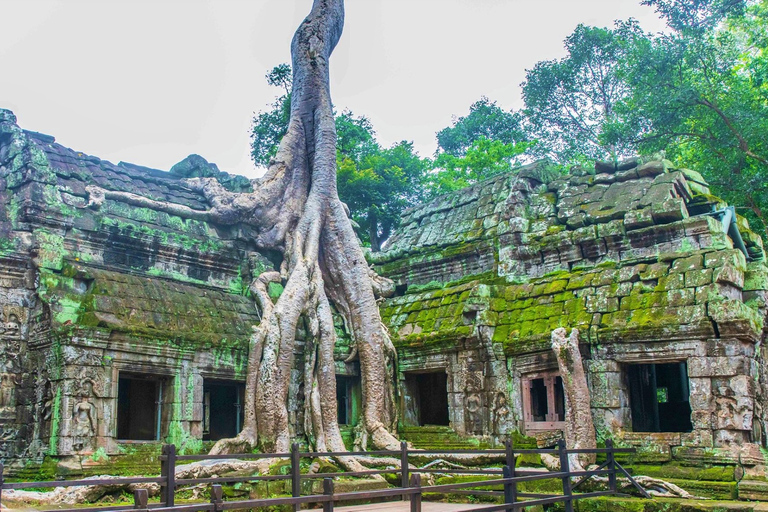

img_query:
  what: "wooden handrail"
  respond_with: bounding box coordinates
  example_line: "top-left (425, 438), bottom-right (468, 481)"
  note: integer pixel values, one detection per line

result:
top-left (0, 440), bottom-right (643, 512)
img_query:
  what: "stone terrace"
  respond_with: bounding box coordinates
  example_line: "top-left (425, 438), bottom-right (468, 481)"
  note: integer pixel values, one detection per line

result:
top-left (376, 156), bottom-right (768, 470)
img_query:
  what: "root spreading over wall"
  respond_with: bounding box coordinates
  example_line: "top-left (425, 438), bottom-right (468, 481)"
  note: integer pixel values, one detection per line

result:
top-left (82, 0), bottom-right (400, 462)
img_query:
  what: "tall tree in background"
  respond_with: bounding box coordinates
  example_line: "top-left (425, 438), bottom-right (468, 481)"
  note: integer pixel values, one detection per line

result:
top-left (334, 111), bottom-right (427, 251)
top-left (617, 0), bottom-right (767, 235)
top-left (522, 23), bottom-right (642, 163)
top-left (429, 98), bottom-right (534, 197)
top-left (436, 97), bottom-right (527, 157)
top-left (429, 137), bottom-right (534, 196)
top-left (251, 69), bottom-right (427, 251)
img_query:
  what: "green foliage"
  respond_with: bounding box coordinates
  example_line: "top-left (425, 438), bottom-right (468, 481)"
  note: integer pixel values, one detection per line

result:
top-left (428, 137), bottom-right (534, 196)
top-left (250, 95), bottom-right (290, 167)
top-left (436, 97), bottom-right (527, 157)
top-left (518, 0), bottom-right (768, 237)
top-left (522, 23), bottom-right (642, 163)
top-left (249, 66), bottom-right (429, 250)
top-left (429, 97), bottom-right (537, 198)
top-left (335, 110), bottom-right (378, 161)
top-left (335, 111), bottom-right (428, 251)
top-left (616, 0), bottom-right (768, 235)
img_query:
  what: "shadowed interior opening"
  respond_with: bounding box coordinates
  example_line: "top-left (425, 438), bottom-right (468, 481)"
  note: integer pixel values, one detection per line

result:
top-left (405, 371), bottom-right (449, 426)
top-left (627, 362), bottom-right (692, 433)
top-left (117, 373), bottom-right (162, 441)
top-left (203, 380), bottom-right (245, 441)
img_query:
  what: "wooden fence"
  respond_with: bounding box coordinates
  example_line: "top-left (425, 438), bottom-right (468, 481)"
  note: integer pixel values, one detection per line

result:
top-left (0, 439), bottom-right (648, 512)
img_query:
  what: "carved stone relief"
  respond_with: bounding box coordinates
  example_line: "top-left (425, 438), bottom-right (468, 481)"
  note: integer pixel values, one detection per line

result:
top-left (70, 368), bottom-right (105, 454)
top-left (492, 392), bottom-right (512, 436)
top-left (0, 373), bottom-right (19, 419)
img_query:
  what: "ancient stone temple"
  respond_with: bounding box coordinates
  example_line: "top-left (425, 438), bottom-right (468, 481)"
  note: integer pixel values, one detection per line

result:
top-left (0, 109), bottom-right (267, 473)
top-left (374, 155), bottom-right (768, 478)
top-left (2, 109), bottom-right (768, 491)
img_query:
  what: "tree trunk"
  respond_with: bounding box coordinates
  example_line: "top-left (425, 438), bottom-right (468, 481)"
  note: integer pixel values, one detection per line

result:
top-left (204, 0), bottom-right (399, 455)
top-left (551, 328), bottom-right (596, 469)
top-left (368, 208), bottom-right (381, 252)
top-left (78, 0), bottom-right (400, 460)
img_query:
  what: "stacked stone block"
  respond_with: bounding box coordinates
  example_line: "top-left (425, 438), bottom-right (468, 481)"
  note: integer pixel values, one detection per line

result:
top-left (378, 155), bottom-right (768, 467)
top-left (2, 105), bottom-right (768, 480)
top-left (0, 110), bottom-right (264, 473)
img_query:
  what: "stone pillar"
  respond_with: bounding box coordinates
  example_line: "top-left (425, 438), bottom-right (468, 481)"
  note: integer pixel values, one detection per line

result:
top-left (586, 359), bottom-right (627, 437)
top-left (689, 353), bottom-right (755, 448)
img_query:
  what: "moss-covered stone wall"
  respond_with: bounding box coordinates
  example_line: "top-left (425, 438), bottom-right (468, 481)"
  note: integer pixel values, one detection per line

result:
top-left (0, 109), bottom-right (268, 474)
top-left (3, 106), bottom-right (768, 483)
top-left (377, 156), bottom-right (768, 470)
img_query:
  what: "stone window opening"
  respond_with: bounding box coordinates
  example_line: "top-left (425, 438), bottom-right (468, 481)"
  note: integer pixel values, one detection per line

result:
top-left (336, 375), bottom-right (361, 426)
top-left (404, 371), bottom-right (450, 426)
top-left (117, 373), bottom-right (167, 441)
top-left (522, 371), bottom-right (565, 431)
top-left (202, 380), bottom-right (245, 441)
top-left (626, 361), bottom-right (693, 433)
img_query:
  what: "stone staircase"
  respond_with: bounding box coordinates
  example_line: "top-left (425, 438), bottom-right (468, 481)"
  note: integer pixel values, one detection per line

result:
top-left (399, 426), bottom-right (491, 450)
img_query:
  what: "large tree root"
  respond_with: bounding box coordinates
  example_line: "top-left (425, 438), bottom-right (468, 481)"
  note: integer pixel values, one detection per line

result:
top-left (539, 456), bottom-right (696, 499)
top-left (73, 0), bottom-right (401, 461)
top-left (3, 478), bottom-right (158, 506)
top-left (551, 327), bottom-right (597, 471)
top-left (626, 475), bottom-right (697, 498)
top-left (585, 473), bottom-right (698, 499)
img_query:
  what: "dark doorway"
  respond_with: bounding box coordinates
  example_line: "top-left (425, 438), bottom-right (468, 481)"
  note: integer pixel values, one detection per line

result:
top-left (336, 376), bottom-right (360, 426)
top-left (117, 374), bottom-right (161, 440)
top-left (405, 371), bottom-right (449, 426)
top-left (529, 378), bottom-right (548, 421)
top-left (627, 362), bottom-right (692, 432)
top-left (203, 380), bottom-right (245, 441)
top-left (554, 376), bottom-right (565, 420)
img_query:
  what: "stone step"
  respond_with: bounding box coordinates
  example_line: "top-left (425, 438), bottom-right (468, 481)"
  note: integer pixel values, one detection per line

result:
top-left (399, 426), bottom-right (486, 451)
top-left (739, 480), bottom-right (768, 501)
top-left (576, 496), bottom-right (762, 512)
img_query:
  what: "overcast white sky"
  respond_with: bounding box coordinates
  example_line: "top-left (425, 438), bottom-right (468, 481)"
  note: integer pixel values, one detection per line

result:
top-left (1, 0), bottom-right (667, 178)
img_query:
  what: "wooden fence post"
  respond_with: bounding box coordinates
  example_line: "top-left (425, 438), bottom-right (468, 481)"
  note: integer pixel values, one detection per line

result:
top-left (210, 484), bottom-right (223, 512)
top-left (291, 442), bottom-right (301, 512)
top-left (401, 440), bottom-right (409, 501)
top-left (323, 477), bottom-right (335, 512)
top-left (606, 439), bottom-right (617, 494)
top-left (409, 473), bottom-right (422, 512)
top-left (133, 488), bottom-right (148, 510)
top-left (558, 439), bottom-right (574, 512)
top-left (505, 438), bottom-right (517, 507)
top-left (503, 465), bottom-right (517, 511)
top-left (160, 444), bottom-right (176, 507)
top-left (505, 438), bottom-right (515, 469)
